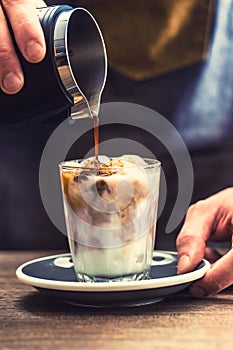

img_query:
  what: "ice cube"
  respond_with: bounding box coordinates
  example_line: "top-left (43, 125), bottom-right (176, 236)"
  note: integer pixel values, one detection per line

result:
top-left (79, 155), bottom-right (111, 168)
top-left (98, 155), bottom-right (110, 165)
top-left (63, 160), bottom-right (80, 167)
top-left (121, 154), bottom-right (147, 166)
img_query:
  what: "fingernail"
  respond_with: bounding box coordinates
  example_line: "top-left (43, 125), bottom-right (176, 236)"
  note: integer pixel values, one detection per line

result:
top-left (25, 40), bottom-right (45, 62)
top-left (189, 285), bottom-right (207, 298)
top-left (2, 72), bottom-right (23, 94)
top-left (178, 255), bottom-right (190, 273)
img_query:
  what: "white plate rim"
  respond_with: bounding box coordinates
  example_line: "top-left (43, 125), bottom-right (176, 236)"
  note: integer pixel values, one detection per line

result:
top-left (16, 251), bottom-right (210, 293)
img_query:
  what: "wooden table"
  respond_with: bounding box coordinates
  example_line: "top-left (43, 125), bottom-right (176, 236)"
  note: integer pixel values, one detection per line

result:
top-left (1, 251), bottom-right (233, 350)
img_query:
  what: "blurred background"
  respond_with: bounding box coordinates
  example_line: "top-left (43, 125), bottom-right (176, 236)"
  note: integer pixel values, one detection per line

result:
top-left (0, 0), bottom-right (232, 251)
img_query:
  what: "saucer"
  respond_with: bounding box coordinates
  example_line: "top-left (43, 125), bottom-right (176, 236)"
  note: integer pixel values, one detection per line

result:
top-left (16, 251), bottom-right (210, 308)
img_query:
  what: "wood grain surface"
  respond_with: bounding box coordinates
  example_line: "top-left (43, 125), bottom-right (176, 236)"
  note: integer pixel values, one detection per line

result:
top-left (1, 251), bottom-right (233, 350)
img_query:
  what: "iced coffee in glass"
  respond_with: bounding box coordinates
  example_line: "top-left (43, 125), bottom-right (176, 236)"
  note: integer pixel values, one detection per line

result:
top-left (59, 155), bottom-right (161, 282)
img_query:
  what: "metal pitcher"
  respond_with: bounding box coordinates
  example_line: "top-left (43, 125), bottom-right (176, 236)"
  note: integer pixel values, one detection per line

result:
top-left (0, 5), bottom-right (107, 127)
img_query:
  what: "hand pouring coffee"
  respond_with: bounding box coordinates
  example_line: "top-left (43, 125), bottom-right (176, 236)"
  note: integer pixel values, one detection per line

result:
top-left (0, 5), bottom-right (107, 128)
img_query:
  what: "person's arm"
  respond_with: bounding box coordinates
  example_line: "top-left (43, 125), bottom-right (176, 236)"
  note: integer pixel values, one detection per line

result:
top-left (0, 0), bottom-right (46, 95)
top-left (176, 188), bottom-right (233, 297)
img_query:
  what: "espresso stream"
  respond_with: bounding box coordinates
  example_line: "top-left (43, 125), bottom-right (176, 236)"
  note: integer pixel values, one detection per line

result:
top-left (93, 114), bottom-right (99, 162)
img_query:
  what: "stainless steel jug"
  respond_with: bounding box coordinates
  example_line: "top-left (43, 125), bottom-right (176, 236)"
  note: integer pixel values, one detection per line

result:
top-left (0, 5), bottom-right (107, 127)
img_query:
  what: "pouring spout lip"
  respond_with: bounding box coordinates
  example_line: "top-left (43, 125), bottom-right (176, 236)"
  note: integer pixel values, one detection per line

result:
top-left (70, 95), bottom-right (101, 120)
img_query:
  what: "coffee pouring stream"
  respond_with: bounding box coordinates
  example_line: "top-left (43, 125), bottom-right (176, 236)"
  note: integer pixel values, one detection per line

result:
top-left (0, 5), bottom-right (107, 126)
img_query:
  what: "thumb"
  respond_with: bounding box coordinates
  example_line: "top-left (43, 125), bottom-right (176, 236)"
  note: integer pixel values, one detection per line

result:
top-left (176, 234), bottom-right (207, 274)
top-left (188, 249), bottom-right (233, 297)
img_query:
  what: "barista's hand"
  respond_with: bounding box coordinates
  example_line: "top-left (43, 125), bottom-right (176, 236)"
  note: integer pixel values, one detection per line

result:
top-left (0, 0), bottom-right (46, 94)
top-left (176, 188), bottom-right (233, 297)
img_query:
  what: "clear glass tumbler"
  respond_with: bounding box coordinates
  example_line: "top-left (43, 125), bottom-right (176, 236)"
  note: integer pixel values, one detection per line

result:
top-left (59, 157), bottom-right (161, 282)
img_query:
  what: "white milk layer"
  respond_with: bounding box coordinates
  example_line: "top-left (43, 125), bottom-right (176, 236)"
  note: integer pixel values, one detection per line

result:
top-left (71, 233), bottom-right (153, 278)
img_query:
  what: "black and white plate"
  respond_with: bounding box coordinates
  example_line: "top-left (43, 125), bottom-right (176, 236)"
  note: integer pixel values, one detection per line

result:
top-left (16, 251), bottom-right (210, 307)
